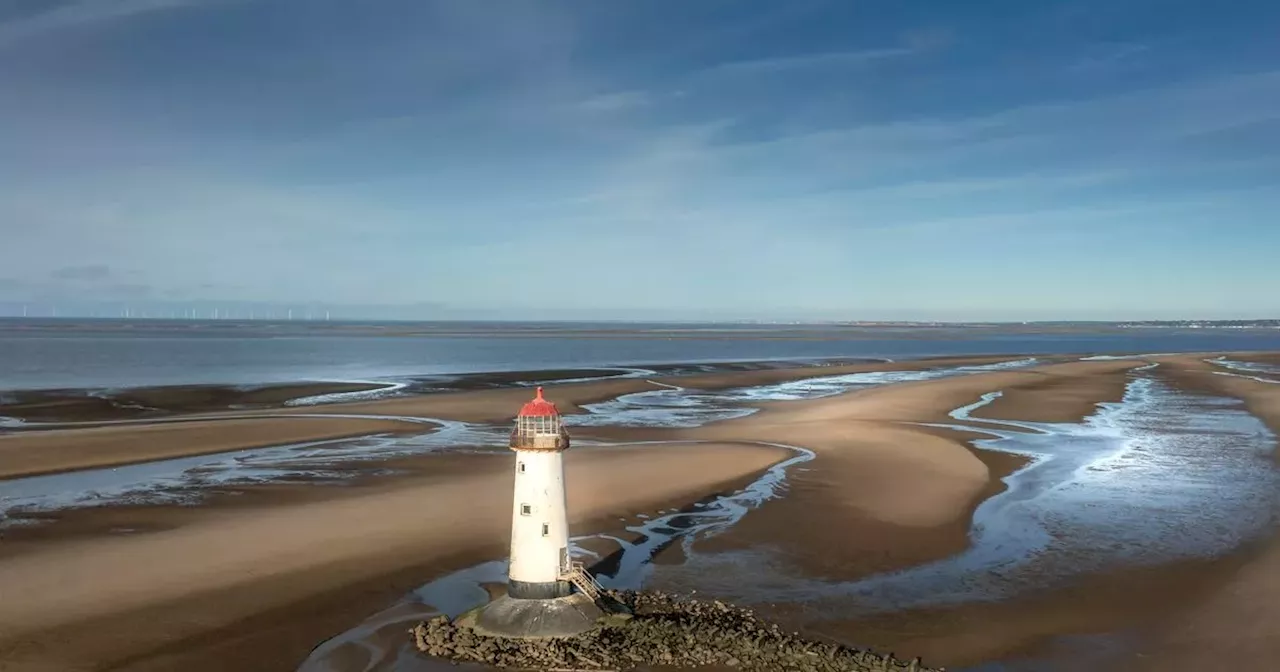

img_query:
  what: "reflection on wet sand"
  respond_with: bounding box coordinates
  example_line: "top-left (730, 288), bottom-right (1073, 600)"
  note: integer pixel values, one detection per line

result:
top-left (566, 358), bottom-right (1039, 428)
top-left (3, 355), bottom-right (1277, 672)
top-left (0, 419), bottom-right (532, 525)
top-left (1, 359), bottom-right (1034, 525)
top-left (300, 440), bottom-right (817, 672)
top-left (661, 366), bottom-right (1276, 614)
top-left (1210, 356), bottom-right (1280, 383)
top-left (300, 362), bottom-right (1279, 672)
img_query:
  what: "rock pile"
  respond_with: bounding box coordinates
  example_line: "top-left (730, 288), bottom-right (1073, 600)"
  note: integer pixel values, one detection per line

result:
top-left (412, 590), bottom-right (939, 671)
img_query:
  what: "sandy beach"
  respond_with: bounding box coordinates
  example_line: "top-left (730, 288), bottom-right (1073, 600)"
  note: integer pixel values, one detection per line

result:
top-left (0, 355), bottom-right (1019, 478)
top-left (0, 442), bottom-right (791, 672)
top-left (0, 417), bottom-right (428, 479)
top-left (7, 1), bottom-right (1280, 668)
top-left (1127, 354), bottom-right (1280, 671)
top-left (1, 353), bottom-right (1278, 671)
top-left (753, 354), bottom-right (1280, 670)
top-left (672, 359), bottom-right (1142, 585)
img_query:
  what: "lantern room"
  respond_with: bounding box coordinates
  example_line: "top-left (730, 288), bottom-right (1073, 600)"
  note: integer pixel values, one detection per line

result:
top-left (509, 387), bottom-right (570, 451)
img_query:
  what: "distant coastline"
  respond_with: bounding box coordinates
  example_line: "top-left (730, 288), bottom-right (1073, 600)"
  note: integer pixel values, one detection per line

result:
top-left (0, 316), bottom-right (1277, 332)
top-left (3, 320), bottom-right (1280, 393)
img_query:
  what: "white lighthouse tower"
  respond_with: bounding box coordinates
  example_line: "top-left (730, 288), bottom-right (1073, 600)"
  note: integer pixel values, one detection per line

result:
top-left (472, 386), bottom-right (607, 638)
top-left (507, 386), bottom-right (573, 599)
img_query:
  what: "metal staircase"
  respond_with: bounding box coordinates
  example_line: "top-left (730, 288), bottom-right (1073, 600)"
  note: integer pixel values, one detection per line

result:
top-left (559, 560), bottom-right (604, 602)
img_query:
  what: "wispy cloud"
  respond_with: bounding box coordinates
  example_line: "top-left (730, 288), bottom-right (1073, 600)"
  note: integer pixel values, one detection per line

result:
top-left (542, 66), bottom-right (1280, 255)
top-left (0, 0), bottom-right (207, 46)
top-left (700, 47), bottom-right (914, 75)
top-left (2, 1), bottom-right (1277, 318)
top-left (703, 67), bottom-right (1280, 168)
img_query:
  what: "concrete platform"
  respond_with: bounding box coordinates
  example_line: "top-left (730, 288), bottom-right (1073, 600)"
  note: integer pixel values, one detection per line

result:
top-left (465, 593), bottom-right (605, 639)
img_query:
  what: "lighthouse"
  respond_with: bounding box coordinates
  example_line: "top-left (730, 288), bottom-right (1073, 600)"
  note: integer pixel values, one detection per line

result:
top-left (472, 386), bottom-right (607, 638)
top-left (507, 386), bottom-right (572, 599)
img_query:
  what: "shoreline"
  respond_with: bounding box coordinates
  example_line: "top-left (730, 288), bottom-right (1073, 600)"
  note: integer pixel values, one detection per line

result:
top-left (726, 354), bottom-right (1280, 670)
top-left (0, 442), bottom-right (796, 672)
top-left (0, 354), bottom-right (1029, 481)
top-left (0, 416), bottom-right (433, 481)
top-left (0, 352), bottom-right (1277, 671)
top-left (0, 355), bottom-right (1000, 423)
top-left (0, 355), bottom-right (1057, 671)
top-left (669, 360), bottom-right (1143, 584)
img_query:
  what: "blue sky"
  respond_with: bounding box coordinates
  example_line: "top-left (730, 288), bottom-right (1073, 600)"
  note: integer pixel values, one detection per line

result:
top-left (1, 0), bottom-right (1278, 321)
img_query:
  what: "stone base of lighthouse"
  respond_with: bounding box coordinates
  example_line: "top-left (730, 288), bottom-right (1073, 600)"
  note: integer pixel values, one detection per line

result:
top-left (467, 592), bottom-right (605, 639)
top-left (508, 578), bottom-right (572, 600)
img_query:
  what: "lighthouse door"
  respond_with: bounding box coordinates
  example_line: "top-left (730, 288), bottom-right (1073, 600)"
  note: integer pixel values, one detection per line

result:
top-left (559, 546), bottom-right (570, 575)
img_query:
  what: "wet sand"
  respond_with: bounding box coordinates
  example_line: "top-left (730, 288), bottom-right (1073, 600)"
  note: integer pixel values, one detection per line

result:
top-left (0, 417), bottom-right (428, 479)
top-left (0, 381), bottom-right (388, 423)
top-left (0, 359), bottom-right (963, 425)
top-left (294, 357), bottom-right (1165, 672)
top-left (1, 353), bottom-right (1277, 672)
top-left (664, 360), bottom-right (1140, 583)
top-left (0, 367), bottom-right (675, 424)
top-left (0, 355), bottom-right (1021, 479)
top-left (810, 551), bottom-right (1260, 669)
top-left (288, 355), bottom-right (1023, 424)
top-left (687, 425), bottom-right (1029, 583)
top-left (1126, 355), bottom-right (1280, 671)
top-left (0, 442), bottom-right (791, 672)
top-left (0, 355), bottom-right (1049, 671)
top-left (970, 363), bottom-right (1135, 423)
top-left (1231, 351), bottom-right (1280, 367)
top-left (649, 357), bottom-right (1280, 669)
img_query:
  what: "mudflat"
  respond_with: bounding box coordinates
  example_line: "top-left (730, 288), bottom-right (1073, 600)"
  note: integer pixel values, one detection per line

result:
top-left (1, 354), bottom-right (1277, 672)
top-left (0, 355), bottom-right (1023, 480)
top-left (0, 417), bottom-right (427, 479)
top-left (678, 360), bottom-right (1142, 583)
top-left (651, 357), bottom-right (1280, 669)
top-left (0, 442), bottom-right (792, 672)
top-left (1127, 355), bottom-right (1280, 671)
top-left (0, 355), bottom-right (1043, 671)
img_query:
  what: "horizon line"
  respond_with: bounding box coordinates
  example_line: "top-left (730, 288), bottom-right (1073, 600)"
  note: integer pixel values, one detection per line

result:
top-left (0, 316), bottom-right (1276, 326)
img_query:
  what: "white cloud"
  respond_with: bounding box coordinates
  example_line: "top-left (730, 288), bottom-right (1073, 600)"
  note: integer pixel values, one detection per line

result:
top-left (685, 67), bottom-right (1280, 179)
top-left (2, 1), bottom-right (1277, 316)
top-left (699, 47), bottom-right (914, 76)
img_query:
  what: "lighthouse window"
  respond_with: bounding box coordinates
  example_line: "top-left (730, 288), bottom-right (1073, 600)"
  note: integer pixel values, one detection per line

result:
top-left (541, 523), bottom-right (550, 537)
top-left (518, 461), bottom-right (526, 474)
top-left (520, 503), bottom-right (532, 516)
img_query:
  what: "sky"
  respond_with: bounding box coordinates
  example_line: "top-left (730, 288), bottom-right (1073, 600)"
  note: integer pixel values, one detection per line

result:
top-left (2, 0), bottom-right (1278, 321)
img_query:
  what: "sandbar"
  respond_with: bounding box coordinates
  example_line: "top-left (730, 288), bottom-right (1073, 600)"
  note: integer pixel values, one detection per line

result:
top-left (1132, 355), bottom-right (1280, 670)
top-left (678, 359), bottom-right (1142, 582)
top-left (2, 353), bottom-right (1277, 672)
top-left (0, 442), bottom-right (791, 672)
top-left (0, 417), bottom-right (427, 480)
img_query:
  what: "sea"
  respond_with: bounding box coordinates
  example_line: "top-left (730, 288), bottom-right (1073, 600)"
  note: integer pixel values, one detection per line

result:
top-left (2, 318), bottom-right (1279, 391)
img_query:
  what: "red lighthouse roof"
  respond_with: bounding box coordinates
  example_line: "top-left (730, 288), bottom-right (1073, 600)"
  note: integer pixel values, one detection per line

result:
top-left (518, 387), bottom-right (560, 417)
